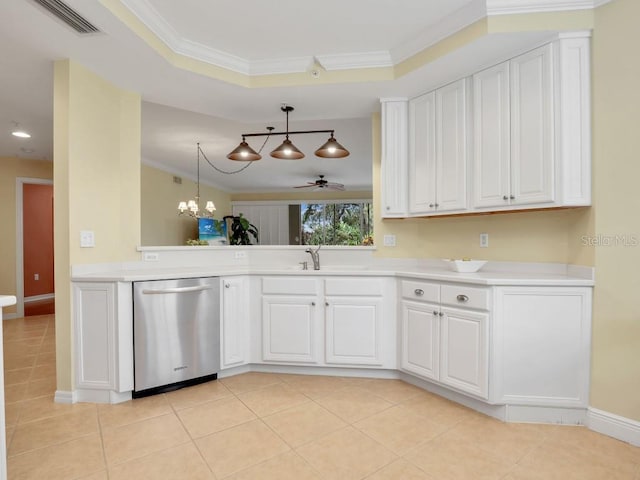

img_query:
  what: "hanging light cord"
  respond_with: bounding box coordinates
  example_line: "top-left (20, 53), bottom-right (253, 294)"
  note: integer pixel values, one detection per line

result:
top-left (199, 134), bottom-right (271, 175)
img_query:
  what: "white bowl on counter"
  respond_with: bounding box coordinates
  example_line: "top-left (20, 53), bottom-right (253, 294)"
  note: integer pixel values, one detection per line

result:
top-left (443, 259), bottom-right (487, 273)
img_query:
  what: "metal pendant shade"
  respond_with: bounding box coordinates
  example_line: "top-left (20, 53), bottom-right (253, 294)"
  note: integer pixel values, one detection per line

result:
top-left (227, 140), bottom-right (262, 161)
top-left (270, 137), bottom-right (305, 159)
top-left (314, 134), bottom-right (350, 158)
top-left (226, 105), bottom-right (350, 162)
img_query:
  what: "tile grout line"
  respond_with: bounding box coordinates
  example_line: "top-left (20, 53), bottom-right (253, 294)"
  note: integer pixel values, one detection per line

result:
top-left (168, 393), bottom-right (220, 479)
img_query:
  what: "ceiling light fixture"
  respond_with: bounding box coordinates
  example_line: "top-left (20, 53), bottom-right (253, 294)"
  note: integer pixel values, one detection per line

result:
top-left (177, 143), bottom-right (216, 219)
top-left (226, 105), bottom-right (350, 161)
top-left (11, 122), bottom-right (31, 138)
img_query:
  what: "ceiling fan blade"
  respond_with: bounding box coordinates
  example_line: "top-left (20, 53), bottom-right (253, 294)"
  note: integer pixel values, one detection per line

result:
top-left (326, 184), bottom-right (345, 191)
top-left (293, 184), bottom-right (316, 188)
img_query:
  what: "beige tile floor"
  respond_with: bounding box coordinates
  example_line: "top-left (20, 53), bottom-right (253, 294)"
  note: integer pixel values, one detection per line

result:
top-left (3, 314), bottom-right (640, 479)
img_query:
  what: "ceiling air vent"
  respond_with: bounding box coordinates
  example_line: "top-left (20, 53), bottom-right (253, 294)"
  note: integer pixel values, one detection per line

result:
top-left (30, 0), bottom-right (100, 34)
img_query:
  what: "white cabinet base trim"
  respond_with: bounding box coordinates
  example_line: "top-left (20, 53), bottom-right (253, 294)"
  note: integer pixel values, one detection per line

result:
top-left (54, 390), bottom-right (76, 404)
top-left (587, 407), bottom-right (640, 447)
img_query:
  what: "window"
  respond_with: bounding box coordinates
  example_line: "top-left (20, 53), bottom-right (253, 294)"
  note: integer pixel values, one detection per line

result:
top-left (301, 202), bottom-right (373, 246)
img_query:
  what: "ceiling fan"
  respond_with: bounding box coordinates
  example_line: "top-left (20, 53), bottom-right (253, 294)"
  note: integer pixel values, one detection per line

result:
top-left (294, 175), bottom-right (345, 191)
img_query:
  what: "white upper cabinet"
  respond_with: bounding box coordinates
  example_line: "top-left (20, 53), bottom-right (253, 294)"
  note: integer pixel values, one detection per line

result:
top-left (473, 62), bottom-right (511, 208)
top-left (380, 99), bottom-right (408, 218)
top-left (409, 80), bottom-right (468, 215)
top-left (383, 33), bottom-right (591, 218)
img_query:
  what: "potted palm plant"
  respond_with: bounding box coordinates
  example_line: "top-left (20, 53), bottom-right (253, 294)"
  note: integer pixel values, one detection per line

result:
top-left (223, 214), bottom-right (259, 245)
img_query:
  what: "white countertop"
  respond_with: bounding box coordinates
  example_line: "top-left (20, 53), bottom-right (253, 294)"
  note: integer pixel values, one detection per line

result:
top-left (0, 296), bottom-right (17, 308)
top-left (71, 264), bottom-right (594, 286)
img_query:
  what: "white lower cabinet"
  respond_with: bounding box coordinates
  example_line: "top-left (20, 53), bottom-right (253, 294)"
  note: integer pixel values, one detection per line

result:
top-left (400, 280), bottom-right (489, 399)
top-left (401, 301), bottom-right (439, 380)
top-left (439, 307), bottom-right (488, 398)
top-left (262, 295), bottom-right (321, 363)
top-left (221, 276), bottom-right (250, 369)
top-left (260, 276), bottom-right (393, 368)
top-left (325, 296), bottom-right (383, 366)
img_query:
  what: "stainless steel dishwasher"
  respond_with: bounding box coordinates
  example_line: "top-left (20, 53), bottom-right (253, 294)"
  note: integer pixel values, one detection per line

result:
top-left (132, 277), bottom-right (220, 398)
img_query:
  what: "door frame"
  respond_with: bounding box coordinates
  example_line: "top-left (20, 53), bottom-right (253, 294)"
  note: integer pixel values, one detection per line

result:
top-left (15, 177), bottom-right (54, 319)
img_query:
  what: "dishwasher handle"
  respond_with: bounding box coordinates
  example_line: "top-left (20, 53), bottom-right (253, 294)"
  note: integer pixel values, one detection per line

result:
top-left (141, 285), bottom-right (213, 295)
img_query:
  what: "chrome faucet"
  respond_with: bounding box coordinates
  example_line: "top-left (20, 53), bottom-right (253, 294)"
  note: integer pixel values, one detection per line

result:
top-left (305, 245), bottom-right (321, 270)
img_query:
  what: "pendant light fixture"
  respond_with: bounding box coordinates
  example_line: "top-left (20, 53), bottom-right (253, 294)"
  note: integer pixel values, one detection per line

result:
top-left (177, 143), bottom-right (216, 219)
top-left (226, 105), bottom-right (350, 161)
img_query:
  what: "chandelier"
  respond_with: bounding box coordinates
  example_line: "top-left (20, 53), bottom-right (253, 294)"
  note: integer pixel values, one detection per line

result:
top-left (177, 143), bottom-right (216, 218)
top-left (226, 105), bottom-right (350, 161)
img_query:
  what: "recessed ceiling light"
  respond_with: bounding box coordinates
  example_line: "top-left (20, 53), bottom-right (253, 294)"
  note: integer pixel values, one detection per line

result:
top-left (12, 130), bottom-right (31, 138)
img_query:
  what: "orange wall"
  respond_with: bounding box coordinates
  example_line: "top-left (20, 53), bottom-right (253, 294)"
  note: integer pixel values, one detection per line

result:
top-left (23, 183), bottom-right (54, 297)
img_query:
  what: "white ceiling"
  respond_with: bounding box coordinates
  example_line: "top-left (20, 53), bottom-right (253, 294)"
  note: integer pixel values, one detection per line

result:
top-left (0, 0), bottom-right (577, 192)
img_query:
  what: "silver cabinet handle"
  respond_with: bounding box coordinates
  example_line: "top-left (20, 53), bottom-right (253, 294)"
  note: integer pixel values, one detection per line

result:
top-left (510, 195), bottom-right (515, 200)
top-left (432, 310), bottom-right (438, 316)
top-left (386, 206), bottom-right (390, 210)
top-left (503, 195), bottom-right (509, 200)
top-left (439, 312), bottom-right (444, 317)
top-left (311, 301), bottom-right (316, 306)
top-left (325, 301), bottom-right (329, 306)
top-left (142, 285), bottom-right (212, 294)
top-left (435, 203), bottom-right (439, 207)
top-left (456, 294), bottom-right (469, 302)
top-left (224, 283), bottom-right (230, 288)
top-left (429, 203), bottom-right (434, 208)
top-left (414, 289), bottom-right (424, 296)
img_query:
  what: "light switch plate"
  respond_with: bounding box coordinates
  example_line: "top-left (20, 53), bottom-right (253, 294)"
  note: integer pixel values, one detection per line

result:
top-left (143, 252), bottom-right (159, 261)
top-left (80, 230), bottom-right (95, 248)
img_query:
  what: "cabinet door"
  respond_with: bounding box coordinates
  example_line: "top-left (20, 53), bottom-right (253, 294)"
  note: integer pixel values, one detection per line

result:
top-left (408, 92), bottom-right (437, 214)
top-left (74, 282), bottom-right (117, 390)
top-left (221, 277), bottom-right (248, 369)
top-left (325, 296), bottom-right (382, 365)
top-left (473, 62), bottom-right (511, 208)
top-left (401, 301), bottom-right (439, 381)
top-left (440, 307), bottom-right (488, 398)
top-left (380, 99), bottom-right (408, 217)
top-left (436, 78), bottom-right (468, 213)
top-left (510, 44), bottom-right (555, 206)
top-left (262, 295), bottom-right (319, 363)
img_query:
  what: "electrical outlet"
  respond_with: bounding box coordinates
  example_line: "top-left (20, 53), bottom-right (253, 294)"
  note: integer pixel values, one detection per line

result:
top-left (480, 233), bottom-right (489, 248)
top-left (383, 234), bottom-right (396, 247)
top-left (34, 273), bottom-right (39, 281)
top-left (80, 230), bottom-right (95, 248)
top-left (234, 251), bottom-right (247, 259)
top-left (143, 252), bottom-right (159, 262)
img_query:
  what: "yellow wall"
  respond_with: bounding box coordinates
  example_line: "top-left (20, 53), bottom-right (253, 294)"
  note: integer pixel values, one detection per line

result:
top-left (589, 0), bottom-right (640, 421)
top-left (0, 158), bottom-right (53, 314)
top-left (54, 60), bottom-right (141, 391)
top-left (140, 164), bottom-right (232, 245)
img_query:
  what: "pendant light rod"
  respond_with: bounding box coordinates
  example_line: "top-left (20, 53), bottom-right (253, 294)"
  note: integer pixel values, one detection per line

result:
top-left (241, 129), bottom-right (334, 138)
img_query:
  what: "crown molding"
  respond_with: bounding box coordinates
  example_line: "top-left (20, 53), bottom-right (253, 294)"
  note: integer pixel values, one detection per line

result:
top-left (119, 0), bottom-right (607, 77)
top-left (315, 51), bottom-right (393, 71)
top-left (486, 0), bottom-right (611, 15)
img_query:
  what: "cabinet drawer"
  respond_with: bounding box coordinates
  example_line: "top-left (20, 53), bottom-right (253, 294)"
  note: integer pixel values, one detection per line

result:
top-left (441, 284), bottom-right (489, 310)
top-left (401, 280), bottom-right (439, 303)
top-left (325, 278), bottom-right (383, 296)
top-left (262, 277), bottom-right (318, 295)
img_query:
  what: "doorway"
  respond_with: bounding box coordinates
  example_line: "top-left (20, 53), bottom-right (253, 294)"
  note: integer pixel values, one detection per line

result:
top-left (16, 178), bottom-right (54, 318)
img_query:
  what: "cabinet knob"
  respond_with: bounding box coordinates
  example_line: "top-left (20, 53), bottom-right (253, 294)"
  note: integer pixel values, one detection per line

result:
top-left (429, 203), bottom-right (434, 208)
top-left (439, 312), bottom-right (444, 317)
top-left (503, 195), bottom-right (509, 201)
top-left (456, 294), bottom-right (469, 302)
top-left (224, 283), bottom-right (230, 288)
top-left (414, 288), bottom-right (424, 296)
top-left (325, 301), bottom-right (329, 306)
top-left (510, 195), bottom-right (515, 200)
top-left (311, 301), bottom-right (316, 306)
top-left (386, 206), bottom-right (390, 210)
top-left (435, 203), bottom-right (439, 208)
top-left (433, 310), bottom-right (438, 316)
